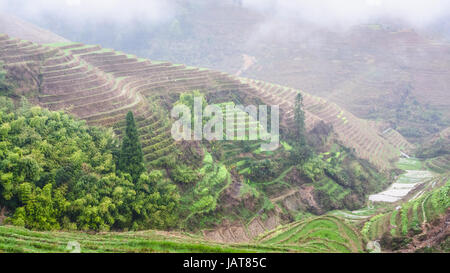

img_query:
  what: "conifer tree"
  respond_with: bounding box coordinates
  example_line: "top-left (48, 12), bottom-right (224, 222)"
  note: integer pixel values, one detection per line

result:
top-left (291, 93), bottom-right (312, 164)
top-left (118, 111), bottom-right (144, 182)
top-left (0, 62), bottom-right (12, 95)
top-left (294, 93), bottom-right (306, 146)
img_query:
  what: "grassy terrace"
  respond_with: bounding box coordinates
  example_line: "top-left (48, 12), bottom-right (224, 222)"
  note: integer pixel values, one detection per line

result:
top-left (0, 225), bottom-right (287, 253)
top-left (0, 215), bottom-right (366, 253)
top-left (362, 174), bottom-right (449, 241)
top-left (360, 156), bottom-right (448, 240)
top-left (315, 177), bottom-right (351, 202)
top-left (257, 216), bottom-right (364, 253)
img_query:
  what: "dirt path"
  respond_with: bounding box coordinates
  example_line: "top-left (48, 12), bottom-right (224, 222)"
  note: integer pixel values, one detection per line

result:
top-left (270, 189), bottom-right (299, 203)
top-left (235, 54), bottom-right (256, 76)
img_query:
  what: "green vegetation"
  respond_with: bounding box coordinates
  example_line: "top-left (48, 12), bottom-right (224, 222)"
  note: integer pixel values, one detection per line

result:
top-left (416, 128), bottom-right (450, 174)
top-left (258, 216), bottom-right (364, 253)
top-left (0, 98), bottom-right (179, 231)
top-left (290, 93), bottom-right (313, 164)
top-left (1, 35), bottom-right (447, 253)
top-left (425, 155), bottom-right (450, 174)
top-left (396, 158), bottom-right (423, 170)
top-left (296, 147), bottom-right (387, 211)
top-left (365, 177), bottom-right (450, 249)
top-left (0, 225), bottom-right (288, 253)
top-left (281, 141), bottom-right (293, 151)
top-left (0, 216), bottom-right (368, 253)
top-left (368, 90), bottom-right (449, 140)
top-left (181, 151), bottom-right (231, 229)
top-left (0, 62), bottom-right (13, 97)
top-left (117, 111), bottom-right (144, 182)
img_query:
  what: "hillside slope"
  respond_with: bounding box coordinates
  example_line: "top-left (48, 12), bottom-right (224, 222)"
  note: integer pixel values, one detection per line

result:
top-left (0, 34), bottom-right (402, 170)
top-left (7, 2), bottom-right (449, 141)
top-left (242, 79), bottom-right (406, 170)
top-left (362, 175), bottom-right (449, 252)
top-left (0, 34), bottom-right (252, 165)
top-left (0, 13), bottom-right (68, 44)
top-left (116, 2), bottom-right (450, 140)
top-left (0, 34), bottom-right (404, 241)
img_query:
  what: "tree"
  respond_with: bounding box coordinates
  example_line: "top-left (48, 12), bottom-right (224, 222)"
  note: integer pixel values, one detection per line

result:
top-left (118, 111), bottom-right (144, 182)
top-left (0, 63), bottom-right (13, 97)
top-left (170, 164), bottom-right (199, 184)
top-left (291, 93), bottom-right (313, 164)
top-left (177, 90), bottom-right (208, 127)
top-left (9, 183), bottom-right (68, 230)
top-left (0, 62), bottom-right (5, 84)
top-left (294, 93), bottom-right (306, 146)
top-left (0, 100), bottom-right (182, 231)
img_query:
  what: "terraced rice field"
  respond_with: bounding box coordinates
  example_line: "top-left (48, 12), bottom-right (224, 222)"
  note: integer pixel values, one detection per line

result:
top-left (426, 154), bottom-right (450, 174)
top-left (218, 101), bottom-right (272, 142)
top-left (363, 176), bottom-right (449, 240)
top-left (369, 170), bottom-right (434, 203)
top-left (331, 208), bottom-right (376, 222)
top-left (0, 35), bottom-right (258, 166)
top-left (314, 178), bottom-right (351, 203)
top-left (0, 34), bottom-right (408, 171)
top-left (380, 128), bottom-right (415, 154)
top-left (369, 158), bottom-right (433, 203)
top-left (242, 78), bottom-right (401, 170)
top-left (0, 216), bottom-right (366, 253)
top-left (0, 225), bottom-right (287, 253)
top-left (213, 101), bottom-right (280, 176)
top-left (257, 216), bottom-right (364, 253)
top-left (237, 25), bottom-right (450, 123)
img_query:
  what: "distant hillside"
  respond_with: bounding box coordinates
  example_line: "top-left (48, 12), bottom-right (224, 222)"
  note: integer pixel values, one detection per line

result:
top-left (5, 4), bottom-right (449, 141)
top-left (0, 34), bottom-right (398, 236)
top-left (0, 25), bottom-right (448, 254)
top-left (0, 13), bottom-right (69, 44)
top-left (242, 78), bottom-right (410, 170)
top-left (0, 34), bottom-right (402, 170)
top-left (26, 1), bottom-right (446, 142)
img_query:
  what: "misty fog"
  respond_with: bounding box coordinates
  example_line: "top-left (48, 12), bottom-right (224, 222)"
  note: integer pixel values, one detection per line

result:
top-left (1, 0), bottom-right (450, 28)
top-left (242, 0), bottom-right (450, 28)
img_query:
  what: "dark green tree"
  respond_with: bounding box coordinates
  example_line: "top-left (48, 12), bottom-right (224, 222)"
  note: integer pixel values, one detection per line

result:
top-left (291, 93), bottom-right (313, 164)
top-left (118, 111), bottom-right (144, 182)
top-left (0, 63), bottom-right (13, 97)
top-left (294, 93), bottom-right (306, 146)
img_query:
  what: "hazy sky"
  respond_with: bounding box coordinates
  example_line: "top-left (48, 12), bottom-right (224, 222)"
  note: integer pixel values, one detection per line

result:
top-left (242, 0), bottom-right (450, 28)
top-left (0, 0), bottom-right (449, 28)
top-left (0, 0), bottom-right (177, 24)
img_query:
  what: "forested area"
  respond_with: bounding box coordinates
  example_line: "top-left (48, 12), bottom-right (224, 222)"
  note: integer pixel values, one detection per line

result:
top-left (0, 94), bottom-right (179, 231)
top-left (0, 73), bottom-right (389, 232)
